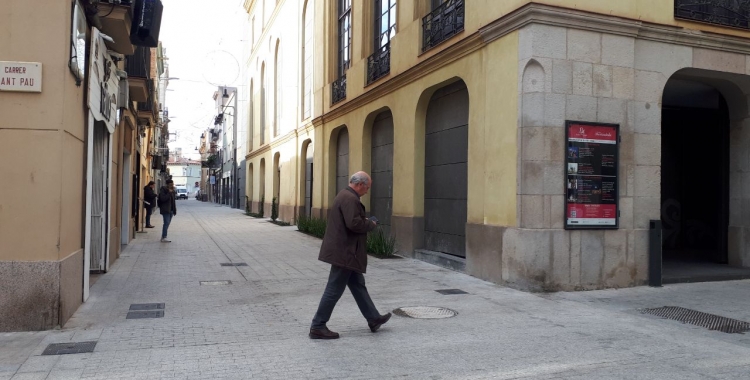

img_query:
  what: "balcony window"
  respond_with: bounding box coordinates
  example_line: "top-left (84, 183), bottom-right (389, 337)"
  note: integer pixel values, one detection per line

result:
top-left (332, 75), bottom-right (347, 105)
top-left (367, 0), bottom-right (395, 85)
top-left (674, 0), bottom-right (750, 29)
top-left (422, 0), bottom-right (464, 52)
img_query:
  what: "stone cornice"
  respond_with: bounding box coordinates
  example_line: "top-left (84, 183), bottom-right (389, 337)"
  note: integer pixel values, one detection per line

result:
top-left (480, 3), bottom-right (750, 55)
top-left (246, 143), bottom-right (270, 160)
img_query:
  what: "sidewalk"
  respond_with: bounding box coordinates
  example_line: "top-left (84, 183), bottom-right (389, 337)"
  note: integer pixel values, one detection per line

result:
top-left (2, 200), bottom-right (750, 379)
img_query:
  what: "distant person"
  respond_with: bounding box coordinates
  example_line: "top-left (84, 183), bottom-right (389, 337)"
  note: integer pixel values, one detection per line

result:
top-left (309, 171), bottom-right (391, 340)
top-left (157, 179), bottom-right (177, 243)
top-left (143, 181), bottom-right (157, 228)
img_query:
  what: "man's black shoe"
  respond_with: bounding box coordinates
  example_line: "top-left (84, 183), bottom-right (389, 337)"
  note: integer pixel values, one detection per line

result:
top-left (309, 327), bottom-right (340, 339)
top-left (368, 313), bottom-right (392, 332)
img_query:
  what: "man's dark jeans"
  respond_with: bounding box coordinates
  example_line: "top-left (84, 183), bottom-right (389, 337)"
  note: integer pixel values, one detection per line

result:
top-left (145, 206), bottom-right (153, 226)
top-left (162, 213), bottom-right (173, 239)
top-left (311, 265), bottom-right (380, 329)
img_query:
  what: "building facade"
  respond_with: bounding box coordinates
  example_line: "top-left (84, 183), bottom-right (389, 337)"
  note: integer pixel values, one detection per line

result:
top-left (243, 0), bottom-right (320, 221)
top-left (244, 0), bottom-right (750, 291)
top-left (0, 0), bottom-right (165, 331)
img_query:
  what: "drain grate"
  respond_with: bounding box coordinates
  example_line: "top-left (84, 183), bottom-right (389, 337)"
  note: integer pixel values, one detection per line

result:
top-left (393, 306), bottom-right (458, 319)
top-left (640, 306), bottom-right (750, 334)
top-left (220, 263), bottom-right (248, 267)
top-left (126, 310), bottom-right (164, 319)
top-left (129, 303), bottom-right (164, 311)
top-left (42, 341), bottom-right (97, 355)
top-left (435, 289), bottom-right (468, 295)
top-left (200, 280), bottom-right (232, 286)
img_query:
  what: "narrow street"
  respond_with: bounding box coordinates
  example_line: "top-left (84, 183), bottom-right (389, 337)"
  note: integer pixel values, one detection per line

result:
top-left (2, 200), bottom-right (750, 379)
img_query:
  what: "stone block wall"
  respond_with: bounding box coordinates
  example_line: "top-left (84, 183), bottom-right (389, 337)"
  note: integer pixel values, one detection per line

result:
top-left (493, 22), bottom-right (750, 291)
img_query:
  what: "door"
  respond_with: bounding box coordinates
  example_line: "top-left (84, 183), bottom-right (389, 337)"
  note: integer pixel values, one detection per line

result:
top-left (90, 126), bottom-right (109, 272)
top-left (424, 80), bottom-right (469, 257)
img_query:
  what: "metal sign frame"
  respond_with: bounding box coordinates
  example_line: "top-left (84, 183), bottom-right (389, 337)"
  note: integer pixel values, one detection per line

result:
top-left (564, 120), bottom-right (620, 230)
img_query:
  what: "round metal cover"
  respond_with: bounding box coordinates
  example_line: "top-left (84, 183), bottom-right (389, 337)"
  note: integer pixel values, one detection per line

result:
top-left (393, 306), bottom-right (457, 319)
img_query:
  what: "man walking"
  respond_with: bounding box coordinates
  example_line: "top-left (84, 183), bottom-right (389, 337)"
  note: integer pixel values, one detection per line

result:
top-left (143, 181), bottom-right (157, 228)
top-left (309, 171), bottom-right (391, 339)
top-left (158, 179), bottom-right (177, 243)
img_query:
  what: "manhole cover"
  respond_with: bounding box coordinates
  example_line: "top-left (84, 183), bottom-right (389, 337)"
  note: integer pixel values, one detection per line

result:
top-left (393, 307), bottom-right (457, 319)
top-left (126, 310), bottom-right (164, 319)
top-left (129, 303), bottom-right (164, 311)
top-left (200, 280), bottom-right (232, 286)
top-left (435, 289), bottom-right (468, 295)
top-left (42, 341), bottom-right (97, 355)
top-left (220, 263), bottom-right (248, 267)
top-left (640, 306), bottom-right (750, 334)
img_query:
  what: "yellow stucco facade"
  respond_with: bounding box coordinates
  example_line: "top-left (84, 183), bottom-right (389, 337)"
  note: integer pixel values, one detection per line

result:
top-left (250, 0), bottom-right (750, 290)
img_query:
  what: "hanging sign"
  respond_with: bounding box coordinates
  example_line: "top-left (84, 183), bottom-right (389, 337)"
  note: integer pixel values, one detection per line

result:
top-left (88, 27), bottom-right (119, 134)
top-left (564, 121), bottom-right (619, 229)
top-left (0, 62), bottom-right (42, 92)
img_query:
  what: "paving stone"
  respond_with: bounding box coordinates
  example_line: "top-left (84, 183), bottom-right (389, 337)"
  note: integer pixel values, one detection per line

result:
top-left (0, 202), bottom-right (748, 379)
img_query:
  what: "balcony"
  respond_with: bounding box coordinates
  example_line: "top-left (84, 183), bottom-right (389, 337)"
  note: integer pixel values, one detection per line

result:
top-left (95, 1), bottom-right (135, 55)
top-left (422, 0), bottom-right (465, 52)
top-left (674, 0), bottom-right (750, 29)
top-left (367, 43), bottom-right (391, 85)
top-left (136, 80), bottom-right (156, 122)
top-left (331, 75), bottom-right (347, 105)
top-left (125, 46), bottom-right (151, 101)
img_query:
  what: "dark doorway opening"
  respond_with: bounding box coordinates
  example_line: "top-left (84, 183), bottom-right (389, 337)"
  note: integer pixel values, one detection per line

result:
top-left (660, 78), bottom-right (741, 283)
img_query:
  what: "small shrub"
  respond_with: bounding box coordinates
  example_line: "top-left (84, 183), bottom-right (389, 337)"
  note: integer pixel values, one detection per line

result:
top-left (367, 227), bottom-right (397, 257)
top-left (297, 215), bottom-right (327, 239)
top-left (271, 197), bottom-right (279, 221)
top-left (258, 195), bottom-right (265, 217)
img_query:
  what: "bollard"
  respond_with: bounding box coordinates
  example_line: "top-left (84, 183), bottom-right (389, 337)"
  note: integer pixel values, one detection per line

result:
top-left (649, 219), bottom-right (662, 287)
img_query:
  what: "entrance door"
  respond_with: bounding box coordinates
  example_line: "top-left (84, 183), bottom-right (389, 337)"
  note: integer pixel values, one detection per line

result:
top-left (371, 111), bottom-right (394, 236)
top-left (121, 151), bottom-right (131, 245)
top-left (336, 129), bottom-right (349, 193)
top-left (90, 126), bottom-right (109, 272)
top-left (305, 144), bottom-right (314, 217)
top-left (424, 81), bottom-right (469, 257)
top-left (661, 99), bottom-right (729, 265)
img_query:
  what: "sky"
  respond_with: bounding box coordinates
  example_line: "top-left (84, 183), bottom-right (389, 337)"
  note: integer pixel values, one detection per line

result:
top-left (159, 0), bottom-right (248, 160)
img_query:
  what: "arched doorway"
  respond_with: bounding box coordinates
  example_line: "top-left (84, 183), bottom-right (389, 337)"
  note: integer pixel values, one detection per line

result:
top-left (660, 69), bottom-right (750, 282)
top-left (424, 80), bottom-right (469, 257)
top-left (371, 110), bottom-right (394, 236)
top-left (273, 152), bottom-right (281, 208)
top-left (259, 158), bottom-right (266, 216)
top-left (302, 140), bottom-right (314, 217)
top-left (247, 163), bottom-right (254, 212)
top-left (336, 128), bottom-right (350, 194)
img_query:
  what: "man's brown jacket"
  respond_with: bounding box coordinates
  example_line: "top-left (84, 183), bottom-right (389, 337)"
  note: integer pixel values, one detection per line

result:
top-left (318, 187), bottom-right (376, 273)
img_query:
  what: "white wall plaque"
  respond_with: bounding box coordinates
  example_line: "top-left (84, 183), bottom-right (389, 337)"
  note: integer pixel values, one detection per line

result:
top-left (0, 62), bottom-right (42, 92)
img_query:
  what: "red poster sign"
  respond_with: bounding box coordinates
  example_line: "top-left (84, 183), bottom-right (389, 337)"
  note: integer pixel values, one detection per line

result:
top-left (565, 121), bottom-right (619, 229)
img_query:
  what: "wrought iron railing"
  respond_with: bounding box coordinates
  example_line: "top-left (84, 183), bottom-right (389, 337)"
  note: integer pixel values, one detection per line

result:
top-left (422, 0), bottom-right (465, 52)
top-left (332, 75), bottom-right (347, 104)
top-left (125, 46), bottom-right (150, 79)
top-left (674, 0), bottom-right (750, 29)
top-left (366, 43), bottom-right (391, 85)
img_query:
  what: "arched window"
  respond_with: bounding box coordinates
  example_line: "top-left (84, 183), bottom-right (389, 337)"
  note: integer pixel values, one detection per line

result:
top-left (260, 63), bottom-right (266, 145)
top-left (302, 0), bottom-right (313, 120)
top-left (274, 41), bottom-right (282, 137)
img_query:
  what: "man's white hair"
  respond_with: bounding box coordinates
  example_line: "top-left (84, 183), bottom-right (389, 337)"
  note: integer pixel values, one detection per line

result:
top-left (350, 172), bottom-right (370, 185)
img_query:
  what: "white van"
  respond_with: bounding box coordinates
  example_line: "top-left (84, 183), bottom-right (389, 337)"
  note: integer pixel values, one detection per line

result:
top-left (175, 186), bottom-right (188, 200)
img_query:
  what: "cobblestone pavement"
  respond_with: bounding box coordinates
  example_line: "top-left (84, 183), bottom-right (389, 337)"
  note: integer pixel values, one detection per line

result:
top-left (2, 201), bottom-right (750, 379)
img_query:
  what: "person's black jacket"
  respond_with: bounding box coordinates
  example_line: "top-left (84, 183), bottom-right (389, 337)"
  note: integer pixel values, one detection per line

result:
top-left (143, 186), bottom-right (157, 209)
top-left (158, 186), bottom-right (177, 215)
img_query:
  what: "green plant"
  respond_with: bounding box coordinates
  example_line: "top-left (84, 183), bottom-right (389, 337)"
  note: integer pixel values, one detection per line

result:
top-left (297, 215), bottom-right (327, 239)
top-left (245, 196), bottom-right (250, 213)
top-left (366, 227), bottom-right (397, 257)
top-left (271, 197), bottom-right (279, 221)
top-left (258, 195), bottom-right (265, 217)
